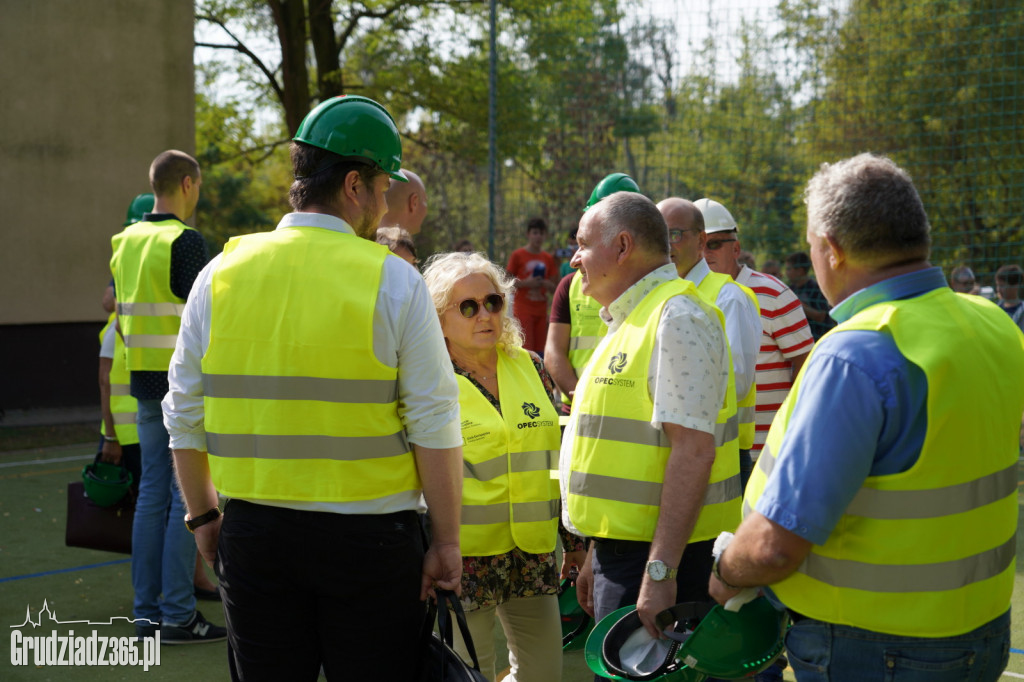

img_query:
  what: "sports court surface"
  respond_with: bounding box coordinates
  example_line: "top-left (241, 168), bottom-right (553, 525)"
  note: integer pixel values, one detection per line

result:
top-left (2, 438), bottom-right (1023, 681)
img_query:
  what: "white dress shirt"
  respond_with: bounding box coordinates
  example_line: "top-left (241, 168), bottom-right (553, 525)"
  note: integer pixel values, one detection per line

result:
top-left (559, 264), bottom-right (728, 534)
top-left (163, 212), bottom-right (461, 514)
top-left (684, 259), bottom-right (761, 400)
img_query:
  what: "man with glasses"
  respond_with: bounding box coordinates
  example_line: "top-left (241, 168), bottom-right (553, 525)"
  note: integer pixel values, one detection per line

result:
top-left (700, 199), bottom-right (813, 485)
top-left (949, 264), bottom-right (983, 295)
top-left (658, 198), bottom-right (760, 489)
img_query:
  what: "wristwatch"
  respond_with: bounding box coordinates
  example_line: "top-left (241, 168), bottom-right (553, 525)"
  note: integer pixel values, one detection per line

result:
top-left (184, 507), bottom-right (222, 533)
top-left (645, 559), bottom-right (678, 582)
top-left (712, 552), bottom-right (742, 590)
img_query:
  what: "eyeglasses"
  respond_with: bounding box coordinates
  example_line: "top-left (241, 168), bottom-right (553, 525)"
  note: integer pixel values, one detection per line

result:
top-left (704, 239), bottom-right (737, 251)
top-left (450, 293), bottom-right (505, 319)
top-left (668, 228), bottom-right (700, 244)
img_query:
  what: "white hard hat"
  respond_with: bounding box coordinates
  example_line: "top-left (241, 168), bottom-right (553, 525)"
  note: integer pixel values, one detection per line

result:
top-left (694, 198), bottom-right (737, 234)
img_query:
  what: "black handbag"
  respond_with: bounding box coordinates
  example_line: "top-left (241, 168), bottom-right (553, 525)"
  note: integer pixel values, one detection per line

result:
top-left (419, 589), bottom-right (488, 682)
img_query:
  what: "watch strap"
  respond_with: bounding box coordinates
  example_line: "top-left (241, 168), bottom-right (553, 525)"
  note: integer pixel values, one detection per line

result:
top-left (646, 559), bottom-right (678, 581)
top-left (185, 507), bottom-right (222, 533)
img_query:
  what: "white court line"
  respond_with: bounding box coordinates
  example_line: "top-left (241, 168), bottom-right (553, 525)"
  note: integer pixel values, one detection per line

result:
top-left (1003, 671), bottom-right (1024, 679)
top-left (0, 454), bottom-right (94, 469)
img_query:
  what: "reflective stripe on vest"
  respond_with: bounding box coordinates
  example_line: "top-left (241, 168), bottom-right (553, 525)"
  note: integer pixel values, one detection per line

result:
top-left (110, 220), bottom-right (190, 371)
top-left (568, 278), bottom-right (740, 542)
top-left (99, 315), bottom-right (139, 446)
top-left (744, 287), bottom-right (1024, 637)
top-left (202, 226), bottom-right (419, 504)
top-left (697, 271), bottom-right (759, 450)
top-left (457, 349), bottom-right (561, 556)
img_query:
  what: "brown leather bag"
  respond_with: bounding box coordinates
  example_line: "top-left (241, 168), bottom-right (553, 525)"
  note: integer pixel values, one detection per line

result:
top-left (64, 481), bottom-right (134, 554)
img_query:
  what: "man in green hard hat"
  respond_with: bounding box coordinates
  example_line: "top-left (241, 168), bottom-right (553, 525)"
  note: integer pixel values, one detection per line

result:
top-left (166, 95), bottom-right (464, 679)
top-left (545, 173), bottom-right (641, 412)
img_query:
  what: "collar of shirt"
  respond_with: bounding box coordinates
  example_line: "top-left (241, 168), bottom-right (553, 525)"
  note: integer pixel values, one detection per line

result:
top-left (142, 212), bottom-right (183, 223)
top-left (276, 212), bottom-right (355, 234)
top-left (599, 263), bottom-right (678, 333)
top-left (682, 258), bottom-right (711, 286)
top-left (830, 266), bottom-right (947, 324)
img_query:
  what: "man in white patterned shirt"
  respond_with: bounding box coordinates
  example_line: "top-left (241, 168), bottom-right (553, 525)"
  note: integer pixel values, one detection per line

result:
top-left (559, 191), bottom-right (732, 639)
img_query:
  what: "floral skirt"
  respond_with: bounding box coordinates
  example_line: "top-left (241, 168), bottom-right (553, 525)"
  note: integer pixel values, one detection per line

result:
top-left (459, 547), bottom-right (559, 612)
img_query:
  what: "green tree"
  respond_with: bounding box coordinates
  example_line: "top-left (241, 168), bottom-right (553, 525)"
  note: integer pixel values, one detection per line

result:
top-left (788, 0), bottom-right (1024, 273)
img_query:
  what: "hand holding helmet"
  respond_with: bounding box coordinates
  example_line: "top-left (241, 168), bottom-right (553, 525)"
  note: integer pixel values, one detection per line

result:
top-left (586, 596), bottom-right (789, 681)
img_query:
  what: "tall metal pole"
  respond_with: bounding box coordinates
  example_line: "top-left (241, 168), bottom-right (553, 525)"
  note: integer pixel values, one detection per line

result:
top-left (487, 0), bottom-right (497, 260)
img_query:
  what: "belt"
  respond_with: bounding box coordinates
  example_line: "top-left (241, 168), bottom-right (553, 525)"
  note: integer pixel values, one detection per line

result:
top-left (591, 537), bottom-right (650, 553)
top-left (787, 608), bottom-right (810, 624)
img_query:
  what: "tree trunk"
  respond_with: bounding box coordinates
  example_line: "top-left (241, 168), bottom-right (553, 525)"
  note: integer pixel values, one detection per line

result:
top-left (309, 0), bottom-right (342, 100)
top-left (269, 0), bottom-right (311, 135)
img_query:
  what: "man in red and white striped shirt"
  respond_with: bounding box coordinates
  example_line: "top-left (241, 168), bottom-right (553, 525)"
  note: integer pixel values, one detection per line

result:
top-left (703, 223), bottom-right (814, 469)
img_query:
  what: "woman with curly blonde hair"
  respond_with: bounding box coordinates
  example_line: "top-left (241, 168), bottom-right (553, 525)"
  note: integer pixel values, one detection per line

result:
top-left (422, 252), bottom-right (586, 682)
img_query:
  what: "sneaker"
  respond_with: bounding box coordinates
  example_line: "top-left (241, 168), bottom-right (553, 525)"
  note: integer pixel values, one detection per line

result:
top-left (135, 620), bottom-right (160, 640)
top-left (161, 610), bottom-right (227, 645)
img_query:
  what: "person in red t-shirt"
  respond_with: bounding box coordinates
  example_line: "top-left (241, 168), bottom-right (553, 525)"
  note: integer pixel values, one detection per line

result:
top-left (507, 217), bottom-right (557, 353)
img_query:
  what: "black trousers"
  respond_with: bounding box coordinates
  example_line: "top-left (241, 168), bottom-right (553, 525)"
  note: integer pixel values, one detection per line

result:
top-left (590, 537), bottom-right (715, 624)
top-left (216, 500), bottom-right (426, 681)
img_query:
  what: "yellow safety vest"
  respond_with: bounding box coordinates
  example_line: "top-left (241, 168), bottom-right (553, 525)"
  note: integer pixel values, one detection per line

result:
top-left (99, 314), bottom-right (139, 446)
top-left (564, 272), bottom-right (607, 405)
top-left (696, 272), bottom-right (760, 450)
top-left (457, 348), bottom-right (561, 555)
top-left (745, 287), bottom-right (1024, 637)
top-left (110, 220), bottom-right (190, 371)
top-left (201, 226), bottom-right (420, 503)
top-left (568, 279), bottom-right (741, 542)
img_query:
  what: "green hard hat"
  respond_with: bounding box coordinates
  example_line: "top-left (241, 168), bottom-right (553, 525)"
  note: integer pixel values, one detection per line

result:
top-left (676, 597), bottom-right (788, 679)
top-left (293, 95), bottom-right (406, 182)
top-left (584, 604), bottom-right (707, 682)
top-left (82, 461), bottom-right (133, 507)
top-left (558, 579), bottom-right (595, 651)
top-left (123, 193), bottom-right (154, 226)
top-left (584, 173), bottom-right (641, 211)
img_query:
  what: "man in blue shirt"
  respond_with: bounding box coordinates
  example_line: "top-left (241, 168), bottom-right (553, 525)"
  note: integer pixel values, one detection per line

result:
top-left (708, 153), bottom-right (1024, 682)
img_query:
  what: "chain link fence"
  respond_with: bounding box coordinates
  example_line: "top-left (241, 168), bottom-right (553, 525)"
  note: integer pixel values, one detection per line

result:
top-left (443, 0), bottom-right (1023, 288)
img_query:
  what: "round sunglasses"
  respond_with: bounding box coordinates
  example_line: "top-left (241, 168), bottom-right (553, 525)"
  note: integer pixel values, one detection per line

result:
top-left (450, 293), bottom-right (505, 318)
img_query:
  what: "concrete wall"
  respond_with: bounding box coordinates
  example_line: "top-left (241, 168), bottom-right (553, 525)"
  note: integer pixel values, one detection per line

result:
top-left (1, 0), bottom-right (194, 410)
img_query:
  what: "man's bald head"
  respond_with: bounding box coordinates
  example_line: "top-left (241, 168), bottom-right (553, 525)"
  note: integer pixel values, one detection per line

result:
top-left (381, 169), bottom-right (428, 234)
top-left (657, 197), bottom-right (706, 277)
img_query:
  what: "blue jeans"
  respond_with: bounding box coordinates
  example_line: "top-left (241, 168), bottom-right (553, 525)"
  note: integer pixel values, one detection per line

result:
top-left (131, 399), bottom-right (196, 627)
top-left (785, 609), bottom-right (1010, 682)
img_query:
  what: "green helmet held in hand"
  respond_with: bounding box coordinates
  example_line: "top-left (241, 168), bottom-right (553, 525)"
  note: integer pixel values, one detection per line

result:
top-left (124, 193), bottom-right (155, 226)
top-left (585, 173), bottom-right (641, 211)
top-left (293, 95), bottom-right (407, 182)
top-left (585, 597), bottom-right (788, 681)
top-left (82, 461), bottom-right (134, 507)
